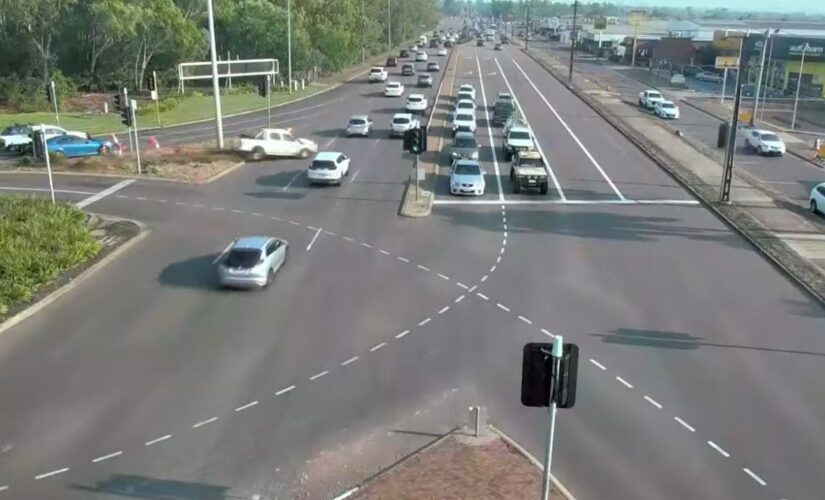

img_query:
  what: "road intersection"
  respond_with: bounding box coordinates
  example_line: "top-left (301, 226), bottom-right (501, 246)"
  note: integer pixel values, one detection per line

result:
top-left (1, 39), bottom-right (824, 500)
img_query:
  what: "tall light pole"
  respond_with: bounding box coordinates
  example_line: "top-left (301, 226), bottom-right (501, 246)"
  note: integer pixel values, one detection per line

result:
top-left (387, 0), bottom-right (392, 51)
top-left (760, 33), bottom-right (777, 120)
top-left (206, 0), bottom-right (224, 148)
top-left (750, 29), bottom-right (771, 126)
top-left (568, 0), bottom-right (578, 81)
top-left (287, 0), bottom-right (292, 94)
top-left (791, 43), bottom-right (809, 130)
top-left (361, 0), bottom-right (366, 63)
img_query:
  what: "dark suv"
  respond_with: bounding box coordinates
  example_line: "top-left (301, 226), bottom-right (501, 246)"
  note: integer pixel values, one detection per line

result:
top-left (399, 49), bottom-right (409, 58)
top-left (386, 56), bottom-right (398, 67)
top-left (401, 63), bottom-right (415, 76)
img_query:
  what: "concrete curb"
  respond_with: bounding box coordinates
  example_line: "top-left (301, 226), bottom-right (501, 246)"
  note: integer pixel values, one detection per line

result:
top-left (489, 425), bottom-right (577, 500)
top-left (0, 216), bottom-right (149, 337)
top-left (0, 160), bottom-right (247, 185)
top-left (523, 48), bottom-right (825, 306)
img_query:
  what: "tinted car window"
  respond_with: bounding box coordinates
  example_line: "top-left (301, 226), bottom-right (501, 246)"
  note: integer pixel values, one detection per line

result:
top-left (349, 118), bottom-right (366, 125)
top-left (761, 133), bottom-right (780, 142)
top-left (456, 114), bottom-right (474, 122)
top-left (225, 248), bottom-right (262, 268)
top-left (454, 163), bottom-right (481, 176)
top-left (509, 131), bottom-right (530, 140)
top-left (393, 117), bottom-right (410, 124)
top-left (818, 186), bottom-right (825, 195)
top-left (455, 136), bottom-right (477, 148)
top-left (310, 160), bottom-right (337, 170)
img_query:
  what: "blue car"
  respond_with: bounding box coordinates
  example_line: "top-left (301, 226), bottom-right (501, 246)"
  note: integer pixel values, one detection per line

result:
top-left (47, 134), bottom-right (112, 158)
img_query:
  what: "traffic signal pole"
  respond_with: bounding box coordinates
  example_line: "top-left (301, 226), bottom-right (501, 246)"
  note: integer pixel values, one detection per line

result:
top-left (540, 335), bottom-right (563, 500)
top-left (131, 99), bottom-right (142, 175)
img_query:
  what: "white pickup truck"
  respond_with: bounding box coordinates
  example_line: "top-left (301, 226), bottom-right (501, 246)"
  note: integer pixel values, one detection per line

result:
top-left (638, 89), bottom-right (664, 109)
top-left (1, 124), bottom-right (87, 152)
top-left (238, 128), bottom-right (319, 160)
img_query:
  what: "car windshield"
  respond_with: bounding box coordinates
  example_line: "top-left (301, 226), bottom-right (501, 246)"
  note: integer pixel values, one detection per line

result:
top-left (455, 136), bottom-right (477, 148)
top-left (393, 117), bottom-right (410, 124)
top-left (454, 163), bottom-right (481, 176)
top-left (459, 102), bottom-right (473, 109)
top-left (225, 248), bottom-right (261, 268)
top-left (649, 92), bottom-right (662, 99)
top-left (349, 118), bottom-right (366, 125)
top-left (519, 157), bottom-right (544, 168)
top-left (661, 103), bottom-right (676, 109)
top-left (509, 131), bottom-right (531, 140)
top-left (310, 160), bottom-right (337, 170)
top-left (457, 114), bottom-right (473, 122)
top-left (761, 133), bottom-right (780, 142)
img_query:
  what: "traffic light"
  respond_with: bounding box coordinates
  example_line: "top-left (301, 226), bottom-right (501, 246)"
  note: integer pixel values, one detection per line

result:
top-left (520, 342), bottom-right (579, 409)
top-left (258, 78), bottom-right (267, 98)
top-left (45, 82), bottom-right (53, 104)
top-left (113, 93), bottom-right (124, 112)
top-left (120, 103), bottom-right (132, 127)
top-left (418, 125), bottom-right (428, 153)
top-left (403, 128), bottom-right (414, 152)
top-left (147, 73), bottom-right (157, 92)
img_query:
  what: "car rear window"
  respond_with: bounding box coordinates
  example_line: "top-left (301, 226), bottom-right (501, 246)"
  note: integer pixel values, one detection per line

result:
top-left (310, 160), bottom-right (337, 170)
top-left (661, 103), bottom-right (676, 108)
top-left (455, 136), bottom-right (477, 148)
top-left (518, 157), bottom-right (544, 168)
top-left (454, 163), bottom-right (481, 176)
top-left (761, 133), bottom-right (780, 141)
top-left (509, 131), bottom-right (531, 140)
top-left (225, 248), bottom-right (262, 268)
top-left (349, 118), bottom-right (366, 125)
top-left (408, 96), bottom-right (423, 102)
top-left (393, 117), bottom-right (410, 124)
top-left (456, 114), bottom-right (474, 122)
top-left (649, 92), bottom-right (662, 98)
top-left (458, 101), bottom-right (473, 108)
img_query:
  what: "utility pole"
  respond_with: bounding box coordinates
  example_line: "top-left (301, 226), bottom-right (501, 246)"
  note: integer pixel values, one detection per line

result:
top-left (288, 0), bottom-right (293, 94)
top-left (760, 34), bottom-right (776, 120)
top-left (525, 0), bottom-right (530, 50)
top-left (568, 0), bottom-right (578, 81)
top-left (540, 336), bottom-right (564, 500)
top-left (750, 29), bottom-right (770, 126)
top-left (720, 33), bottom-right (749, 203)
top-left (361, 0), bottom-right (366, 64)
top-left (387, 0), bottom-right (392, 51)
top-left (791, 43), bottom-right (809, 130)
top-left (206, 0), bottom-right (224, 148)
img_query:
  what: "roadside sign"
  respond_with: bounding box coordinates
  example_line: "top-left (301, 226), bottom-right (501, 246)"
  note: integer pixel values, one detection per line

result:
top-left (715, 56), bottom-right (739, 69)
top-left (594, 16), bottom-right (607, 30)
top-left (713, 30), bottom-right (746, 52)
top-left (739, 111), bottom-right (752, 123)
top-left (628, 10), bottom-right (646, 28)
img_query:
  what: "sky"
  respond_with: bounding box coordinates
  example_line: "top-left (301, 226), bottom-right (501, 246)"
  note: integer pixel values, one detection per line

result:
top-left (626, 0), bottom-right (825, 13)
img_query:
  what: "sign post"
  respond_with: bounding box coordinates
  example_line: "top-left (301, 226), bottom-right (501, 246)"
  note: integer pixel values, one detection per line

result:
top-left (791, 43), bottom-right (810, 130)
top-left (131, 100), bottom-right (142, 175)
top-left (39, 124), bottom-right (56, 204)
top-left (267, 74), bottom-right (273, 129)
top-left (540, 336), bottom-right (563, 500)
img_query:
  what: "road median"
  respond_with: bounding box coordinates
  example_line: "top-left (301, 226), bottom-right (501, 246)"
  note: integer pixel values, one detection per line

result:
top-left (524, 47), bottom-right (825, 305)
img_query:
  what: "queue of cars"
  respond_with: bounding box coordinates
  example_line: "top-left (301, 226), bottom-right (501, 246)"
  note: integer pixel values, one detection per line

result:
top-left (1, 123), bottom-right (111, 158)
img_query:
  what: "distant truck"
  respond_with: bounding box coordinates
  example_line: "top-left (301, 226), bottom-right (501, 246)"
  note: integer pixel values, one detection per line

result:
top-left (238, 128), bottom-right (319, 160)
top-left (510, 150), bottom-right (549, 194)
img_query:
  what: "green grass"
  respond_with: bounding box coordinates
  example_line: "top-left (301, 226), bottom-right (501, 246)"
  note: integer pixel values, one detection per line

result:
top-left (0, 197), bottom-right (101, 319)
top-left (0, 85), bottom-right (328, 136)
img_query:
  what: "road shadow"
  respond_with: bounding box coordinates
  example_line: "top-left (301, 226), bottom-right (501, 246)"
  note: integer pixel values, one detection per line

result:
top-left (594, 327), bottom-right (825, 357)
top-left (158, 254), bottom-right (219, 289)
top-left (71, 474), bottom-right (233, 499)
top-left (244, 190), bottom-right (306, 200)
top-left (313, 128), bottom-right (342, 138)
top-left (255, 170), bottom-right (305, 187)
top-left (784, 298), bottom-right (825, 318)
top-left (371, 106), bottom-right (403, 115)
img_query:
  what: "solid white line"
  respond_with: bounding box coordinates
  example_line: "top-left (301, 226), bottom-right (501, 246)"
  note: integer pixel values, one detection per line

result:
top-left (541, 328), bottom-right (555, 338)
top-left (271, 215), bottom-right (282, 221)
top-left (496, 303), bottom-right (510, 312)
top-left (418, 318), bottom-right (432, 327)
top-left (438, 306), bottom-right (450, 314)
top-left (342, 356), bottom-right (359, 366)
top-left (192, 417), bottom-right (218, 428)
top-left (349, 169), bottom-right (361, 183)
top-left (455, 295), bottom-right (465, 303)
top-left (480, 275), bottom-right (488, 282)
top-left (360, 242), bottom-right (373, 249)
top-left (743, 468), bottom-right (767, 486)
top-left (511, 59), bottom-right (625, 201)
top-left (379, 249), bottom-right (391, 255)
top-left (456, 282), bottom-right (469, 289)
top-left (707, 441), bottom-right (730, 458)
top-left (417, 264), bottom-right (431, 271)
top-left (283, 170), bottom-right (303, 191)
top-left (475, 52), bottom-right (505, 202)
top-left (493, 57), bottom-right (565, 200)
top-left (212, 242), bottom-right (233, 264)
top-left (395, 330), bottom-right (410, 339)
top-left (589, 358), bottom-right (607, 370)
top-left (477, 292), bottom-right (489, 300)
top-left (75, 179), bottom-right (135, 209)
top-left (518, 315), bottom-right (532, 325)
top-left (397, 256), bottom-right (410, 263)
top-left (616, 376), bottom-right (634, 389)
top-left (276, 385), bottom-right (296, 396)
top-left (235, 400), bottom-right (259, 412)
top-left (427, 54), bottom-right (450, 131)
top-left (370, 342), bottom-right (387, 352)
top-left (306, 226), bottom-right (323, 251)
top-left (674, 416), bottom-right (696, 433)
top-left (644, 396), bottom-right (663, 409)
top-left (332, 487), bottom-right (359, 500)
top-left (92, 451), bottom-right (123, 463)
top-left (145, 434), bottom-right (172, 446)
top-left (437, 273), bottom-right (450, 281)
top-left (309, 371), bottom-right (329, 381)
top-left (35, 468), bottom-right (70, 480)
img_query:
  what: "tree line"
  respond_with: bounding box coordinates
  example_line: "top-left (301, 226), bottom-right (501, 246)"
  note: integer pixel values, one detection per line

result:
top-left (0, 0), bottom-right (440, 111)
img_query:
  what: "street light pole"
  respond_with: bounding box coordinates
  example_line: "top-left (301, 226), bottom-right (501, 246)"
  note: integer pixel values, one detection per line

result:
top-left (206, 0), bottom-right (224, 149)
top-left (287, 0), bottom-right (293, 94)
top-left (387, 0), bottom-right (392, 51)
top-left (791, 44), bottom-right (809, 130)
top-left (568, 0), bottom-right (578, 81)
top-left (760, 34), bottom-right (776, 120)
top-left (750, 29), bottom-right (770, 126)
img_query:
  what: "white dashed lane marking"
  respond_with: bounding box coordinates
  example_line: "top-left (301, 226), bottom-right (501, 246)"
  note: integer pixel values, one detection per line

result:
top-left (397, 256), bottom-right (410, 263)
top-left (455, 295), bottom-right (465, 303)
top-left (437, 273), bottom-right (450, 281)
top-left (589, 358), bottom-right (607, 370)
top-left (418, 318), bottom-right (432, 327)
top-left (708, 441), bottom-right (730, 458)
top-left (92, 451), bottom-right (122, 463)
top-left (674, 417), bottom-right (696, 433)
top-left (369, 342), bottom-right (387, 352)
top-left (234, 401), bottom-right (259, 412)
top-left (34, 468), bottom-right (70, 480)
top-left (396, 330), bottom-right (410, 339)
top-left (417, 264), bottom-right (431, 272)
top-left (518, 315), bottom-right (532, 325)
top-left (438, 306), bottom-right (450, 314)
top-left (341, 356), bottom-right (359, 366)
top-left (192, 417), bottom-right (218, 429)
top-left (309, 371), bottom-right (329, 381)
top-left (743, 468), bottom-right (767, 487)
top-left (496, 303), bottom-right (510, 312)
top-left (541, 328), bottom-right (554, 338)
top-left (275, 385), bottom-right (296, 396)
top-left (476, 292), bottom-right (489, 300)
top-left (144, 434), bottom-right (172, 446)
top-left (644, 396), bottom-right (663, 409)
top-left (616, 376), bottom-right (633, 389)
top-left (457, 282), bottom-right (469, 290)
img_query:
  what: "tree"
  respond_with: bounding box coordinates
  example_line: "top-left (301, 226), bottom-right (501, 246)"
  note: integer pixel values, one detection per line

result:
top-left (82, 0), bottom-right (139, 79)
top-left (5, 0), bottom-right (76, 80)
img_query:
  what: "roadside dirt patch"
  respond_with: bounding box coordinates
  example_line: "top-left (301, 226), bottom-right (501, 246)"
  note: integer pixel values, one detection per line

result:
top-left (353, 434), bottom-right (565, 500)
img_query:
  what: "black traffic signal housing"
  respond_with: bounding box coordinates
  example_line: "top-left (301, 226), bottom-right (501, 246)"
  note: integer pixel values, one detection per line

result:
top-left (113, 93), bottom-right (124, 112)
top-left (147, 74), bottom-right (157, 92)
top-left (45, 82), bottom-right (53, 104)
top-left (418, 124), bottom-right (428, 153)
top-left (120, 103), bottom-right (132, 127)
top-left (521, 342), bottom-right (579, 409)
top-left (403, 127), bottom-right (414, 152)
top-left (258, 78), bottom-right (267, 98)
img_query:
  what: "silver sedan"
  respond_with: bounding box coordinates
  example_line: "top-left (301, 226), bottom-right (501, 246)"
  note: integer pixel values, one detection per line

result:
top-left (345, 115), bottom-right (373, 137)
top-left (216, 236), bottom-right (288, 288)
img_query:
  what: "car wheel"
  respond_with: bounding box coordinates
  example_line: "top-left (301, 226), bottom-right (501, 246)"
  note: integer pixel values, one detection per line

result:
top-left (252, 146), bottom-right (265, 161)
top-left (266, 268), bottom-right (275, 287)
top-left (98, 146), bottom-right (110, 156)
top-left (509, 167), bottom-right (514, 180)
top-left (299, 148), bottom-right (310, 159)
top-left (638, 99), bottom-right (643, 106)
top-left (52, 150), bottom-right (65, 159)
top-left (811, 200), bottom-right (819, 214)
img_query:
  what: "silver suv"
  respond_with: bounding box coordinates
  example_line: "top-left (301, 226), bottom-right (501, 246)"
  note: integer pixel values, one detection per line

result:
top-left (217, 236), bottom-right (288, 288)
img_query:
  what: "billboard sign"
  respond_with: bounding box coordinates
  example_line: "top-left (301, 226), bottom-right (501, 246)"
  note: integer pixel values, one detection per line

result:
top-left (715, 56), bottom-right (739, 69)
top-left (594, 16), bottom-right (607, 30)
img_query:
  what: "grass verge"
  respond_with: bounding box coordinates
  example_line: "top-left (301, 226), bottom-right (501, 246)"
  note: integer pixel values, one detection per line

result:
top-left (0, 197), bottom-right (100, 319)
top-left (0, 85), bottom-right (327, 136)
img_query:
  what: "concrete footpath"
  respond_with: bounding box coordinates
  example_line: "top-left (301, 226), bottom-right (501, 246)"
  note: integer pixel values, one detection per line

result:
top-left (524, 47), bottom-right (825, 304)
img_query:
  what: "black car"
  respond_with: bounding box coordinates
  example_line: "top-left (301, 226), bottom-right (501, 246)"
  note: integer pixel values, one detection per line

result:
top-left (476, 39), bottom-right (484, 47)
top-left (386, 56), bottom-right (398, 67)
top-left (401, 63), bottom-right (415, 76)
top-left (417, 74), bottom-right (433, 88)
top-left (399, 49), bottom-right (409, 58)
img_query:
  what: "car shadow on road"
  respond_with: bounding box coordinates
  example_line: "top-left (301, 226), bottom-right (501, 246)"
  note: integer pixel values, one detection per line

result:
top-left (313, 128), bottom-right (342, 138)
top-left (255, 170), bottom-right (305, 187)
top-left (158, 254), bottom-right (219, 289)
top-left (245, 190), bottom-right (306, 200)
top-left (593, 327), bottom-right (825, 357)
top-left (71, 474), bottom-right (231, 499)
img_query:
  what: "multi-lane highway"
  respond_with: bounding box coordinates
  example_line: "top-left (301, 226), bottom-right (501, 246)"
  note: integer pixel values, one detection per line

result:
top-left (1, 33), bottom-right (825, 500)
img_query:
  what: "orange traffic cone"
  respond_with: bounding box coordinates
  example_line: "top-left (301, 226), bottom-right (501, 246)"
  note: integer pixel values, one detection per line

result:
top-left (147, 136), bottom-right (160, 149)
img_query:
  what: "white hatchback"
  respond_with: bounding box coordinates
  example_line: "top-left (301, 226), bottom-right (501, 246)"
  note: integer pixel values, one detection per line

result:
top-left (458, 84), bottom-right (476, 101)
top-left (384, 81), bottom-right (405, 97)
top-left (810, 182), bottom-right (825, 215)
top-left (307, 151), bottom-right (350, 185)
top-left (406, 94), bottom-right (428, 114)
top-left (416, 51), bottom-right (429, 62)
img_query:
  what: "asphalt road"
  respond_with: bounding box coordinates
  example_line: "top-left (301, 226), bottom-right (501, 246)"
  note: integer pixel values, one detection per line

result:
top-left (1, 36), bottom-right (825, 500)
top-left (530, 40), bottom-right (825, 208)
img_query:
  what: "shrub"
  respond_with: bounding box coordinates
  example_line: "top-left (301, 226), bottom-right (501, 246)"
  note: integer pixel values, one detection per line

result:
top-left (0, 197), bottom-right (100, 319)
top-left (0, 70), bottom-right (76, 112)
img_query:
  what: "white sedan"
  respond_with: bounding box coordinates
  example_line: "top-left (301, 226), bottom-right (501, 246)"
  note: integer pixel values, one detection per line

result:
top-left (450, 159), bottom-right (486, 196)
top-left (810, 182), bottom-right (825, 214)
top-left (437, 48), bottom-right (448, 56)
top-left (654, 100), bottom-right (680, 119)
top-left (416, 51), bottom-right (429, 62)
top-left (458, 84), bottom-right (476, 101)
top-left (307, 151), bottom-right (350, 185)
top-left (384, 81), bottom-right (405, 97)
top-left (406, 94), bottom-right (428, 114)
